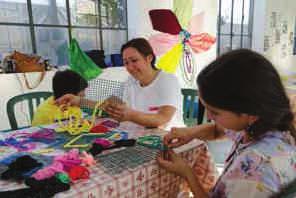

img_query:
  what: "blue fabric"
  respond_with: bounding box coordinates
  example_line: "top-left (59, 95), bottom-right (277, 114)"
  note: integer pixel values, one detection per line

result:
top-left (111, 54), bottom-right (123, 66)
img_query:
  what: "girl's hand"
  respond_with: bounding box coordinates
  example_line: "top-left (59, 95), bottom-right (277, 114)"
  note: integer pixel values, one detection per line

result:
top-left (55, 94), bottom-right (80, 106)
top-left (157, 150), bottom-right (192, 178)
top-left (163, 127), bottom-right (195, 148)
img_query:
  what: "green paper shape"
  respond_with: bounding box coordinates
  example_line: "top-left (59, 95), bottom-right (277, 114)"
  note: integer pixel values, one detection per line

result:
top-left (173, 0), bottom-right (193, 28)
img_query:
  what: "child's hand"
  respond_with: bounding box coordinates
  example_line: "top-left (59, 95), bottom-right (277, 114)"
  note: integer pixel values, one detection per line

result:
top-left (55, 94), bottom-right (80, 107)
top-left (157, 150), bottom-right (192, 178)
top-left (163, 127), bottom-right (194, 148)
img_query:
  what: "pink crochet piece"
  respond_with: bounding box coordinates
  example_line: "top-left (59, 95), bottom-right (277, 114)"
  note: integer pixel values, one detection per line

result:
top-left (32, 161), bottom-right (64, 180)
top-left (81, 151), bottom-right (96, 166)
top-left (93, 138), bottom-right (112, 148)
top-left (54, 149), bottom-right (82, 171)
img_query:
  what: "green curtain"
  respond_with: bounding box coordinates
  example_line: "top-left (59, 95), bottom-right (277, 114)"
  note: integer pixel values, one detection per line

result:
top-left (173, 0), bottom-right (193, 28)
top-left (68, 38), bottom-right (102, 81)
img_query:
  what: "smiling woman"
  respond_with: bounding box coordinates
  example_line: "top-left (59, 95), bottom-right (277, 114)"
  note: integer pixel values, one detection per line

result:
top-left (104, 38), bottom-right (184, 130)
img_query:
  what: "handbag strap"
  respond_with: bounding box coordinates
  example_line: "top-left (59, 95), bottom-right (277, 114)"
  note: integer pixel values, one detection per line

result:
top-left (23, 71), bottom-right (46, 89)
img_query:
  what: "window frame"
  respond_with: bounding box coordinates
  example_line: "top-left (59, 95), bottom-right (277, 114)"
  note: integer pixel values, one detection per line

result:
top-left (0, 0), bottom-right (128, 62)
top-left (217, 0), bottom-right (254, 55)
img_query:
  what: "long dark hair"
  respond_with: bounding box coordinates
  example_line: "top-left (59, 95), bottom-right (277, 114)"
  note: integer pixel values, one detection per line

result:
top-left (197, 49), bottom-right (296, 139)
top-left (121, 38), bottom-right (157, 70)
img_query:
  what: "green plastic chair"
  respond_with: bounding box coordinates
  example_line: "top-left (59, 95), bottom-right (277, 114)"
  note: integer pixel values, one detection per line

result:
top-left (181, 88), bottom-right (205, 126)
top-left (6, 91), bottom-right (52, 130)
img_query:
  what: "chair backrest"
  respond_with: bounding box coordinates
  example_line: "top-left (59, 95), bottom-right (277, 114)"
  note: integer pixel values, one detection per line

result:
top-left (181, 88), bottom-right (199, 126)
top-left (6, 91), bottom-right (52, 130)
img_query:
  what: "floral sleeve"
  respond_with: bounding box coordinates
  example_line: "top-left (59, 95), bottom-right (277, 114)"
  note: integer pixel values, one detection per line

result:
top-left (214, 150), bottom-right (277, 198)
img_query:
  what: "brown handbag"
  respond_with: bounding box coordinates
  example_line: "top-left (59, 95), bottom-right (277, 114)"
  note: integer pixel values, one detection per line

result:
top-left (11, 51), bottom-right (45, 73)
top-left (11, 51), bottom-right (46, 89)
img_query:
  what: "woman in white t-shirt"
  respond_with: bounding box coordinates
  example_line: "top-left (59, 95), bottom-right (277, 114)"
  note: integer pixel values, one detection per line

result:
top-left (105, 38), bottom-right (183, 130)
top-left (56, 38), bottom-right (183, 130)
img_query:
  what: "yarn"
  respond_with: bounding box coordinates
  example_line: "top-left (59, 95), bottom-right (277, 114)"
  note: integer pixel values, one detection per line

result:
top-left (88, 139), bottom-right (136, 157)
top-left (1, 155), bottom-right (42, 180)
top-left (0, 137), bottom-right (35, 151)
top-left (25, 176), bottom-right (70, 197)
top-left (0, 188), bottom-right (34, 198)
top-left (90, 124), bottom-right (109, 133)
top-left (100, 120), bottom-right (119, 128)
top-left (28, 128), bottom-right (56, 143)
top-left (55, 172), bottom-right (70, 184)
top-left (68, 165), bottom-right (90, 181)
top-left (93, 138), bottom-right (112, 148)
top-left (114, 139), bottom-right (136, 147)
top-left (88, 143), bottom-right (104, 156)
top-left (80, 151), bottom-right (96, 166)
top-left (32, 161), bottom-right (64, 180)
top-left (54, 149), bottom-right (82, 171)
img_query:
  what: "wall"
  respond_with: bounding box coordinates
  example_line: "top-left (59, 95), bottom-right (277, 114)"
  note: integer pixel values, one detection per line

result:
top-left (252, 0), bottom-right (296, 80)
top-left (127, 0), bottom-right (217, 88)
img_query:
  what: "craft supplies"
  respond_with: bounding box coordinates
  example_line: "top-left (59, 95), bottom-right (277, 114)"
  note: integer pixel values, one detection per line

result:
top-left (55, 101), bottom-right (103, 135)
top-left (137, 135), bottom-right (168, 150)
top-left (88, 139), bottom-right (136, 157)
top-left (80, 151), bottom-right (96, 166)
top-left (90, 124), bottom-right (109, 133)
top-left (0, 137), bottom-right (36, 151)
top-left (107, 131), bottom-right (128, 141)
top-left (63, 131), bottom-right (128, 149)
top-left (55, 173), bottom-right (70, 184)
top-left (32, 148), bottom-right (55, 154)
top-left (63, 133), bottom-right (105, 148)
top-left (99, 120), bottom-right (119, 128)
top-left (68, 165), bottom-right (90, 181)
top-left (98, 145), bottom-right (159, 175)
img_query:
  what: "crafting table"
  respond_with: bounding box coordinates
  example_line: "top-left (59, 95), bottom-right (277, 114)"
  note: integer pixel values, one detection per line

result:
top-left (0, 119), bottom-right (217, 197)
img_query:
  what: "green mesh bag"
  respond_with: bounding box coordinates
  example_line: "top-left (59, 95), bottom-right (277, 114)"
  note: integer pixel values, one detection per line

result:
top-left (68, 38), bottom-right (102, 80)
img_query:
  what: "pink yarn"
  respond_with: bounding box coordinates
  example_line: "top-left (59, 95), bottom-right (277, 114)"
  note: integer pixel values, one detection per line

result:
top-left (32, 161), bottom-right (64, 180)
top-left (54, 149), bottom-right (82, 171)
top-left (80, 151), bottom-right (96, 166)
top-left (93, 138), bottom-right (112, 148)
top-left (29, 128), bottom-right (55, 140)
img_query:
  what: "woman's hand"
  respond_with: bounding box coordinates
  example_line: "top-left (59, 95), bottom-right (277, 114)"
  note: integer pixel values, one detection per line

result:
top-left (157, 150), bottom-right (192, 178)
top-left (105, 101), bottom-right (132, 122)
top-left (163, 127), bottom-right (195, 148)
top-left (55, 94), bottom-right (80, 107)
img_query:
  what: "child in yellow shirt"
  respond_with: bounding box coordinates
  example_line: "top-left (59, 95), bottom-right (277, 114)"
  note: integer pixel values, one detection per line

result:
top-left (32, 70), bottom-right (88, 126)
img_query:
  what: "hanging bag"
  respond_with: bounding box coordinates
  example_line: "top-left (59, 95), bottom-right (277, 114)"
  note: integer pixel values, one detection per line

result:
top-left (68, 38), bottom-right (102, 80)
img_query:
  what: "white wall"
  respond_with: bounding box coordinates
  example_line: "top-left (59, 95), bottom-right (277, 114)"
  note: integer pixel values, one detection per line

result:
top-left (127, 0), bottom-right (173, 39)
top-left (252, 0), bottom-right (266, 53)
top-left (252, 0), bottom-right (296, 78)
top-left (127, 0), bottom-right (217, 88)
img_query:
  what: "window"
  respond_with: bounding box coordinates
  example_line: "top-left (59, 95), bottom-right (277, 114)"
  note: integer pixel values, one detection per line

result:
top-left (217, 0), bottom-right (254, 55)
top-left (0, 0), bottom-right (127, 66)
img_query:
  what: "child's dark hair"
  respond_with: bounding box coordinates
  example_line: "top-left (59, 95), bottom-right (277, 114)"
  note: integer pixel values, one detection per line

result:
top-left (197, 49), bottom-right (296, 139)
top-left (53, 70), bottom-right (88, 99)
top-left (121, 38), bottom-right (157, 70)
